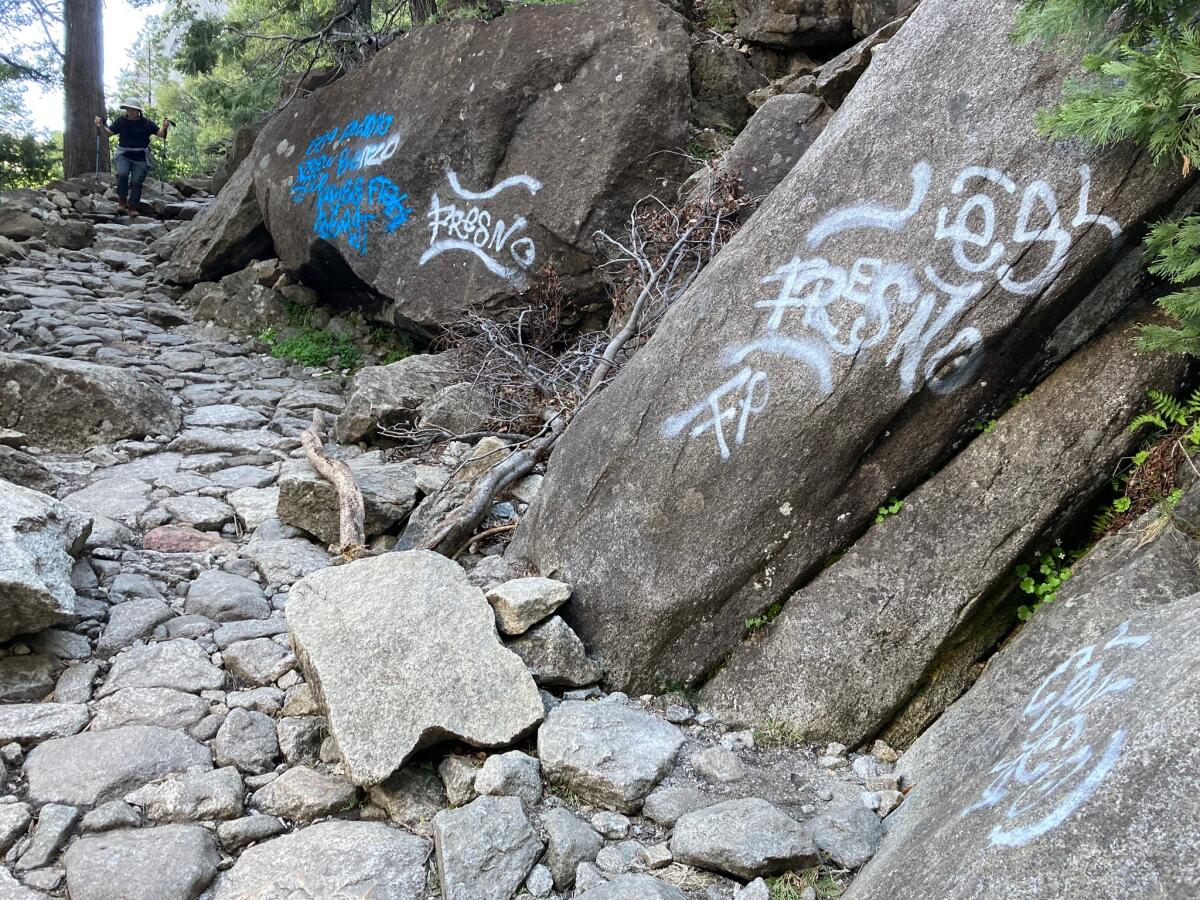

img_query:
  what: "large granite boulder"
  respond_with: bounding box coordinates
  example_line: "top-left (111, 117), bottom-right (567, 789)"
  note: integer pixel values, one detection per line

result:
top-left (248, 0), bottom-right (691, 332)
top-left (510, 0), bottom-right (1186, 691)
top-left (849, 580), bottom-right (1200, 898)
top-left (701, 309), bottom-right (1185, 745)
top-left (0, 481), bottom-right (91, 642)
top-left (286, 551), bottom-right (544, 785)
top-left (335, 351), bottom-right (461, 444)
top-left (0, 353), bottom-right (181, 451)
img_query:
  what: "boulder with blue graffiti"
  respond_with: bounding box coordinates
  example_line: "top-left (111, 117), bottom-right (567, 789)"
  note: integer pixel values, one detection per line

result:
top-left (508, 0), bottom-right (1189, 692)
top-left (845, 503), bottom-right (1200, 899)
top-left (247, 0), bottom-right (692, 333)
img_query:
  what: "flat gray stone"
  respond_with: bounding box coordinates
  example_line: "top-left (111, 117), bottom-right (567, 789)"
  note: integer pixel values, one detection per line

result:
top-left (0, 703), bottom-right (89, 745)
top-left (91, 688), bottom-right (209, 732)
top-left (185, 570), bottom-right (270, 622)
top-left (213, 616), bottom-right (288, 649)
top-left (433, 796), bottom-right (543, 900)
top-left (538, 701), bottom-right (685, 813)
top-left (79, 800), bottom-right (141, 833)
top-left (0, 802), bottom-right (32, 856)
top-left (209, 820), bottom-right (428, 899)
top-left (96, 598), bottom-right (174, 657)
top-left (98, 640), bottom-right (226, 697)
top-left (486, 577), bottom-right (571, 636)
top-left (474, 750), bottom-right (542, 806)
top-left (227, 486), bottom-right (280, 532)
top-left (160, 495), bottom-right (235, 530)
top-left (223, 637), bottom-right (294, 686)
top-left (249, 766), bottom-right (358, 821)
top-left (63, 476), bottom-right (152, 525)
top-left (63, 825), bottom-right (219, 899)
top-left (246, 537), bottom-right (330, 586)
top-left (125, 766), bottom-right (244, 822)
top-left (54, 661), bottom-right (99, 704)
top-left (213, 708), bottom-right (279, 775)
top-left (671, 798), bottom-right (818, 879)
top-left (277, 459), bottom-right (420, 546)
top-left (15, 801), bottom-right (79, 871)
top-left (24, 726), bottom-right (212, 806)
top-left (576, 875), bottom-right (688, 899)
top-left (215, 814), bottom-right (287, 852)
top-left (286, 551), bottom-right (543, 785)
top-left (543, 807), bottom-right (602, 891)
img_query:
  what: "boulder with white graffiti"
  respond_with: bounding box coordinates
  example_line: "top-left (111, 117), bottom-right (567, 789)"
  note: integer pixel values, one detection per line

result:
top-left (845, 509), bottom-right (1200, 899)
top-left (509, 0), bottom-right (1187, 691)
top-left (699, 308), bottom-right (1185, 747)
top-left (247, 0), bottom-right (691, 332)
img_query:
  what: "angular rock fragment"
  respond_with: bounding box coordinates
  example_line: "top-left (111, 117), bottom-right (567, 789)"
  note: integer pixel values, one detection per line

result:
top-left (537, 701), bottom-right (684, 812)
top-left (249, 765), bottom-right (357, 821)
top-left (507, 616), bottom-right (602, 687)
top-left (286, 551), bottom-right (543, 785)
top-left (0, 481), bottom-right (91, 642)
top-left (277, 458), bottom-right (420, 545)
top-left (124, 766), bottom-right (244, 822)
top-left (672, 798), bottom-right (818, 879)
top-left (486, 577), bottom-right (571, 636)
top-left (433, 795), bottom-right (543, 900)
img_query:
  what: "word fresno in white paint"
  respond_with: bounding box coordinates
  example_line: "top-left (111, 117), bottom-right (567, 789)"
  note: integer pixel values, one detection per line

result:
top-left (420, 172), bottom-right (541, 285)
top-left (960, 620), bottom-right (1149, 847)
top-left (664, 162), bottom-right (1122, 460)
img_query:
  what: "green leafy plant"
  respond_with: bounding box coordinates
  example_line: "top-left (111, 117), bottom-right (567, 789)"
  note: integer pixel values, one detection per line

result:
top-left (1091, 388), bottom-right (1200, 536)
top-left (744, 601), bottom-right (783, 634)
top-left (1015, 546), bottom-right (1072, 621)
top-left (875, 497), bottom-right (904, 524)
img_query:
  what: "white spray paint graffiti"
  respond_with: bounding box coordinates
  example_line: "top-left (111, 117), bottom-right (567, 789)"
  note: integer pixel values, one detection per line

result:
top-left (419, 172), bottom-right (542, 285)
top-left (663, 162), bottom-right (1123, 459)
top-left (959, 621), bottom-right (1150, 847)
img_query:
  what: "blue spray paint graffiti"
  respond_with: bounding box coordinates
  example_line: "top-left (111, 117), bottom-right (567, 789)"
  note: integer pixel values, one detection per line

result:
top-left (290, 112), bottom-right (412, 256)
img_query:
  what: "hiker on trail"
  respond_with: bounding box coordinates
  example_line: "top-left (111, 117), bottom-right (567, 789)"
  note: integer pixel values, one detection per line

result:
top-left (94, 98), bottom-right (171, 218)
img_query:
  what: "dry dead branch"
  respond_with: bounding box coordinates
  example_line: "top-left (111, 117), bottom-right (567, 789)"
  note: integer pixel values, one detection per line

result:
top-left (409, 175), bottom-right (749, 558)
top-left (302, 409), bottom-right (368, 559)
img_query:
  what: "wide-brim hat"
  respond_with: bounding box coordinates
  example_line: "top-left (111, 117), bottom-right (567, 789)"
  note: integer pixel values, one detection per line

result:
top-left (119, 98), bottom-right (144, 112)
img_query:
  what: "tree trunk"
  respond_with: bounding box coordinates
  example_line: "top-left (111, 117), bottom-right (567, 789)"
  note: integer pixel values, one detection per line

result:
top-left (63, 0), bottom-right (107, 177)
top-left (411, 0), bottom-right (436, 24)
top-left (335, 0), bottom-right (372, 31)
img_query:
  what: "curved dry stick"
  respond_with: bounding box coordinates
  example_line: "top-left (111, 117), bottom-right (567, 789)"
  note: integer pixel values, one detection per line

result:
top-left (302, 409), bottom-right (367, 558)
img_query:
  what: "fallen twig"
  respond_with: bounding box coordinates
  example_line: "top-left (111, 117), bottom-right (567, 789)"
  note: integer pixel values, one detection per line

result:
top-left (301, 409), bottom-right (368, 559)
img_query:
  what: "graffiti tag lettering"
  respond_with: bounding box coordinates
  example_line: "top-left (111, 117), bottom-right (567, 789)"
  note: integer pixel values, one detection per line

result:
top-left (664, 162), bottom-right (1123, 459)
top-left (419, 172), bottom-right (541, 285)
top-left (960, 620), bottom-right (1150, 847)
top-left (290, 111), bottom-right (412, 256)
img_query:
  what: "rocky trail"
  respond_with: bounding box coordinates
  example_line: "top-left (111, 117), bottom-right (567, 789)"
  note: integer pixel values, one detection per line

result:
top-left (0, 177), bottom-right (904, 899)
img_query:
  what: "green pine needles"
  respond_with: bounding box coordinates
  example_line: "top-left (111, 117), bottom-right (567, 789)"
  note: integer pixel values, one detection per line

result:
top-left (1016, 1), bottom-right (1200, 355)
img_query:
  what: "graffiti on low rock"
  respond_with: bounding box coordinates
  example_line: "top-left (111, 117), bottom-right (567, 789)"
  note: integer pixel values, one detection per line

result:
top-left (290, 111), bottom-right (413, 256)
top-left (420, 172), bottom-right (542, 286)
top-left (663, 162), bottom-right (1123, 460)
top-left (960, 620), bottom-right (1150, 847)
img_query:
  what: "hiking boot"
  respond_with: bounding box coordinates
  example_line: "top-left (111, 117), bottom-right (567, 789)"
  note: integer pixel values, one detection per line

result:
top-left (116, 198), bottom-right (127, 212)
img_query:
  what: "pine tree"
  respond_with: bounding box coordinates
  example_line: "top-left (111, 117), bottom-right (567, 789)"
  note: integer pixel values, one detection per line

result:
top-left (1017, 0), bottom-right (1200, 353)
